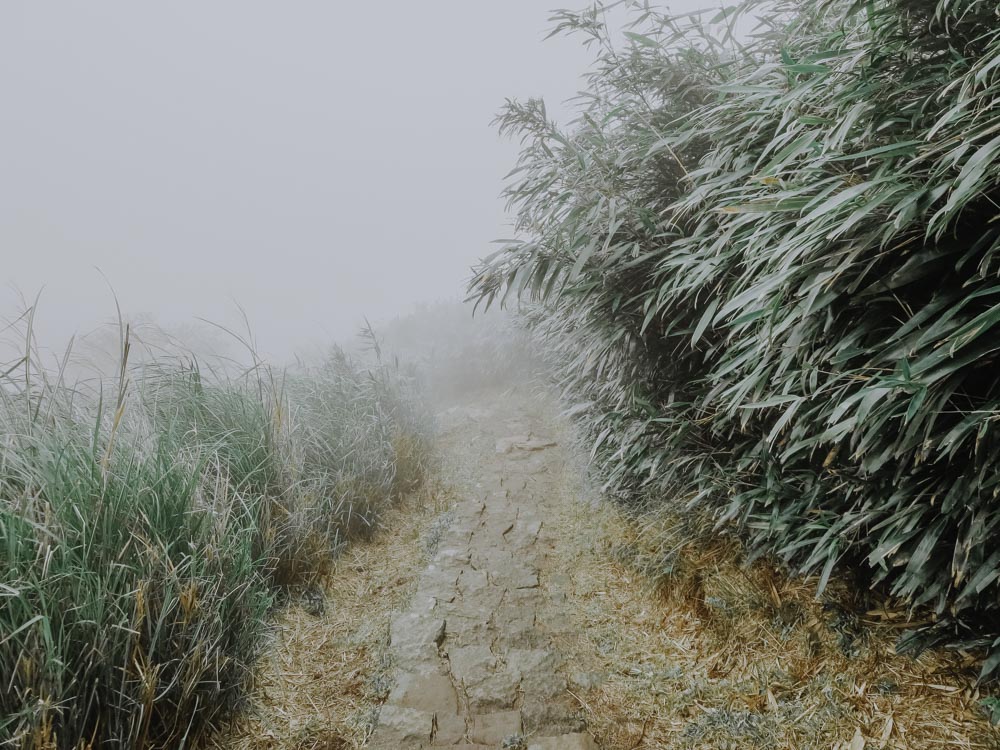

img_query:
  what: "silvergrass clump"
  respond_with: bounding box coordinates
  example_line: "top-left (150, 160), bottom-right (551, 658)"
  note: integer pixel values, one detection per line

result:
top-left (281, 343), bottom-right (431, 577)
top-left (471, 0), bottom-right (1000, 675)
top-left (0, 319), bottom-right (429, 749)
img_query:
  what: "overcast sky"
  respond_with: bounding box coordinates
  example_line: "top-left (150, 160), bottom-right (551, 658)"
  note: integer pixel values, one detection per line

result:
top-left (1, 2), bottom-right (710, 363)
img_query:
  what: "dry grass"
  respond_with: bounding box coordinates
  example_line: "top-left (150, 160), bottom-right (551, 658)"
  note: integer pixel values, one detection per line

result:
top-left (205, 479), bottom-right (454, 750)
top-left (525, 406), bottom-right (1000, 750)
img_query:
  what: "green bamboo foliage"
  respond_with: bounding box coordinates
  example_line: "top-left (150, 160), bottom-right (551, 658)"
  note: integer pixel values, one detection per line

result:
top-left (472, 0), bottom-right (1000, 674)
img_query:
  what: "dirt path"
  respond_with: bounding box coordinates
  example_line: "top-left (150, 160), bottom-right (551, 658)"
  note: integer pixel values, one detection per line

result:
top-left (368, 397), bottom-right (596, 749)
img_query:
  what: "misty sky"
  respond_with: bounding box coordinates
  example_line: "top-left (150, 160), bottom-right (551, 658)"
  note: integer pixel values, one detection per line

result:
top-left (1, 2), bottom-right (709, 362)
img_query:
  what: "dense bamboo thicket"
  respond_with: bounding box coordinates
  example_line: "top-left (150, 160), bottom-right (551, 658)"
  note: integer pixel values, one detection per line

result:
top-left (472, 0), bottom-right (1000, 673)
top-left (0, 325), bottom-right (429, 748)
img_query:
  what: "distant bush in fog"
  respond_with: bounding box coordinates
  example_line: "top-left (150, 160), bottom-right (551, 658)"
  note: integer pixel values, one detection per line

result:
top-left (367, 301), bottom-right (541, 399)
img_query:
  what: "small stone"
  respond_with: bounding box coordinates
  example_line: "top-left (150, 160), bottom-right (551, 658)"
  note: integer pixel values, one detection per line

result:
top-left (504, 519), bottom-right (543, 547)
top-left (415, 570), bottom-right (460, 605)
top-left (440, 611), bottom-right (490, 639)
top-left (438, 529), bottom-right (475, 548)
top-left (536, 611), bottom-right (574, 637)
top-left (505, 648), bottom-right (559, 673)
top-left (495, 435), bottom-right (558, 454)
top-left (506, 648), bottom-right (566, 697)
top-left (436, 547), bottom-right (472, 565)
top-left (514, 570), bottom-right (540, 589)
top-left (549, 573), bottom-right (572, 589)
top-left (458, 585), bottom-right (506, 614)
top-left (492, 605), bottom-right (539, 648)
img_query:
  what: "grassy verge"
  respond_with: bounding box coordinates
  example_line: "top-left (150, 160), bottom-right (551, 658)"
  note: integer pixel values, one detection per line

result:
top-left (0, 322), bottom-right (429, 749)
top-left (521, 393), bottom-right (1000, 749)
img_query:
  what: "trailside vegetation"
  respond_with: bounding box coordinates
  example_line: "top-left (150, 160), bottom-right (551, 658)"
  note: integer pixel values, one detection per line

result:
top-left (0, 322), bottom-right (429, 748)
top-left (471, 0), bottom-right (1000, 674)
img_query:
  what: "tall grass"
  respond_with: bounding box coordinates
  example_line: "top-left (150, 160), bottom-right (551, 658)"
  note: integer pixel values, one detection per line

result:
top-left (472, 0), bottom-right (1000, 675)
top-left (0, 321), bottom-right (429, 748)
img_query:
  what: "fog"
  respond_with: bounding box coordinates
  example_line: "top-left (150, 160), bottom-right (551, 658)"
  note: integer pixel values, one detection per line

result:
top-left (0, 2), bottom-right (709, 364)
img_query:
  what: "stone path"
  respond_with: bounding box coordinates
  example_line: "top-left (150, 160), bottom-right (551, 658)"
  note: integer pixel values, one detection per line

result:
top-left (368, 412), bottom-right (598, 750)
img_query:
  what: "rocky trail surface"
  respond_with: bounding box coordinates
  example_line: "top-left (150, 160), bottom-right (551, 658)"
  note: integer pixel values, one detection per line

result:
top-left (369, 402), bottom-right (597, 749)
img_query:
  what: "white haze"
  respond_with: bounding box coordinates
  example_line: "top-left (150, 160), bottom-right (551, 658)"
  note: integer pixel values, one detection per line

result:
top-left (1, 1), bottom-right (721, 366)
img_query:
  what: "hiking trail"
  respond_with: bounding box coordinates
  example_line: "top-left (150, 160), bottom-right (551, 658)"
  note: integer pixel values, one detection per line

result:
top-left (368, 398), bottom-right (597, 749)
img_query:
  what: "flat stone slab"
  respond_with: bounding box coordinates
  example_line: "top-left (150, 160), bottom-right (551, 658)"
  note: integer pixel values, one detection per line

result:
top-left (432, 711), bottom-right (467, 745)
top-left (388, 672), bottom-right (458, 714)
top-left (391, 613), bottom-right (446, 651)
top-left (469, 711), bottom-right (522, 745)
top-left (465, 668), bottom-right (520, 710)
top-left (448, 643), bottom-right (495, 677)
top-left (370, 704), bottom-right (433, 745)
top-left (457, 568), bottom-right (489, 594)
top-left (440, 611), bottom-right (492, 644)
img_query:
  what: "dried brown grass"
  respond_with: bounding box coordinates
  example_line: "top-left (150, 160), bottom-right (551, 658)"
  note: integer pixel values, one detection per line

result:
top-left (204, 479), bottom-right (454, 750)
top-left (548, 469), bottom-right (1000, 750)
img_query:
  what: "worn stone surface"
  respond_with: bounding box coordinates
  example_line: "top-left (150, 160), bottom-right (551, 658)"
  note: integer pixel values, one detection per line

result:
top-left (464, 668), bottom-right (520, 711)
top-left (527, 733), bottom-right (598, 750)
top-left (390, 613), bottom-right (446, 650)
top-left (369, 705), bottom-right (434, 747)
top-left (433, 711), bottom-right (467, 745)
top-left (448, 644), bottom-right (496, 685)
top-left (387, 672), bottom-right (459, 714)
top-left (371, 408), bottom-right (597, 748)
top-left (469, 711), bottom-right (522, 745)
